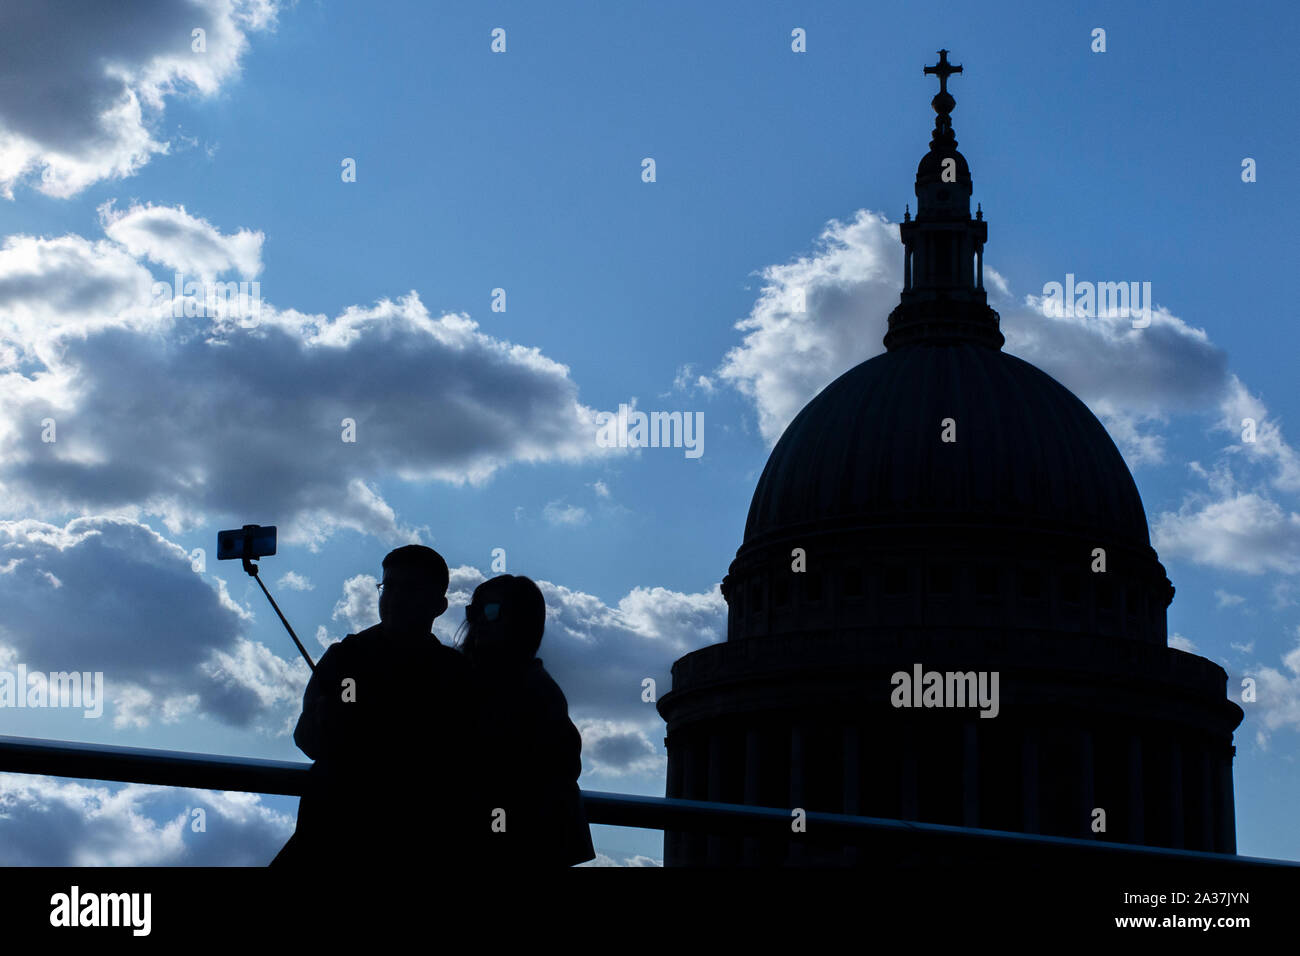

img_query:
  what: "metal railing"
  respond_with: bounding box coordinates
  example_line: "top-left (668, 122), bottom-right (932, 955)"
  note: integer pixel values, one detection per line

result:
top-left (0, 734), bottom-right (1296, 871)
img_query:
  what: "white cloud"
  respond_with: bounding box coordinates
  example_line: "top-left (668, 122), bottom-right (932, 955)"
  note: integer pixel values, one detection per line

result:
top-left (0, 515), bottom-right (308, 730)
top-left (1008, 297), bottom-right (1226, 421)
top-left (543, 500), bottom-right (590, 526)
top-left (671, 363), bottom-right (715, 396)
top-left (113, 686), bottom-right (203, 731)
top-left (982, 296), bottom-right (1232, 472)
top-left (1215, 376), bottom-right (1300, 493)
top-left (983, 266), bottom-right (1011, 300)
top-left (1153, 491), bottom-right (1300, 575)
top-left (200, 637), bottom-right (303, 722)
top-left (717, 210), bottom-right (901, 445)
top-left (101, 201), bottom-right (263, 279)
top-left (1169, 633), bottom-right (1198, 653)
top-left (0, 206), bottom-right (614, 550)
top-left (276, 571), bottom-right (313, 591)
top-left (447, 564), bottom-right (488, 603)
top-left (0, 0), bottom-right (279, 198)
top-left (1088, 405), bottom-right (1169, 468)
top-left (578, 851), bottom-right (663, 867)
top-left (576, 719), bottom-right (665, 776)
top-left (715, 210), bottom-right (1235, 469)
top-left (0, 774), bottom-right (292, 865)
top-left (1215, 589), bottom-right (1246, 608)
top-left (1241, 640), bottom-right (1300, 748)
top-left (330, 573), bottom-right (379, 635)
top-left (0, 232), bottom-right (163, 364)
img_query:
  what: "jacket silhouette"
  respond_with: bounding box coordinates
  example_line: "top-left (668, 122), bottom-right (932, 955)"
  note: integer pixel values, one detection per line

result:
top-left (272, 622), bottom-right (477, 869)
top-left (472, 655), bottom-right (595, 867)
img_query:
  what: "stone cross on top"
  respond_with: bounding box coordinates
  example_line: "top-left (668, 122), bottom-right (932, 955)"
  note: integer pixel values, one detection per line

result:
top-left (924, 49), bottom-right (962, 95)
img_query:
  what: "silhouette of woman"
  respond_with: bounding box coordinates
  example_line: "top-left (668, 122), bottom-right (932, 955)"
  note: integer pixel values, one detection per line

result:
top-left (460, 574), bottom-right (595, 867)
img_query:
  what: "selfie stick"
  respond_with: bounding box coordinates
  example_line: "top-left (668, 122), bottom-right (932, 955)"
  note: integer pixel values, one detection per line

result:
top-left (242, 555), bottom-right (316, 672)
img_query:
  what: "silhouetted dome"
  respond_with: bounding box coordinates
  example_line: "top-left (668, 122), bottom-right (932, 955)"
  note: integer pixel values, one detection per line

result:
top-left (743, 343), bottom-right (1150, 548)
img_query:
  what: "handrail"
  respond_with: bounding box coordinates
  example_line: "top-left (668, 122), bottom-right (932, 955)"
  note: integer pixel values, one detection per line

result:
top-left (1, 734), bottom-right (1295, 870)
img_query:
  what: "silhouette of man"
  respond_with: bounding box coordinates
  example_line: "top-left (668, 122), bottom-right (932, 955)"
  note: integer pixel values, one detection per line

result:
top-left (271, 545), bottom-right (476, 871)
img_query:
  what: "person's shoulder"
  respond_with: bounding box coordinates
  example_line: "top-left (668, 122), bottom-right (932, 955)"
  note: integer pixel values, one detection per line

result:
top-left (348, 623), bottom-right (386, 642)
top-left (530, 658), bottom-right (558, 686)
top-left (332, 623), bottom-right (383, 653)
top-left (323, 624), bottom-right (382, 667)
top-left (527, 659), bottom-right (569, 705)
top-left (315, 633), bottom-right (353, 665)
top-left (430, 639), bottom-right (469, 666)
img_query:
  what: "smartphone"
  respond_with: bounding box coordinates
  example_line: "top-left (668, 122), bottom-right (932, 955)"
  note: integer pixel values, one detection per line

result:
top-left (217, 525), bottom-right (277, 560)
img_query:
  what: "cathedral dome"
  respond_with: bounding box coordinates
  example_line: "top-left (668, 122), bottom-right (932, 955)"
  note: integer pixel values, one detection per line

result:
top-left (722, 47), bottom-right (1175, 647)
top-left (742, 344), bottom-right (1151, 548)
top-left (744, 46), bottom-right (1148, 556)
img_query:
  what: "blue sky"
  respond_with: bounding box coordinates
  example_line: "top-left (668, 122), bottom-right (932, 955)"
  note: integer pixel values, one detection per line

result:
top-left (0, 0), bottom-right (1297, 866)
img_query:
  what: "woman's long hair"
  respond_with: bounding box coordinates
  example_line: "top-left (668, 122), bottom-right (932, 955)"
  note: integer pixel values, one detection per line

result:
top-left (457, 574), bottom-right (546, 664)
